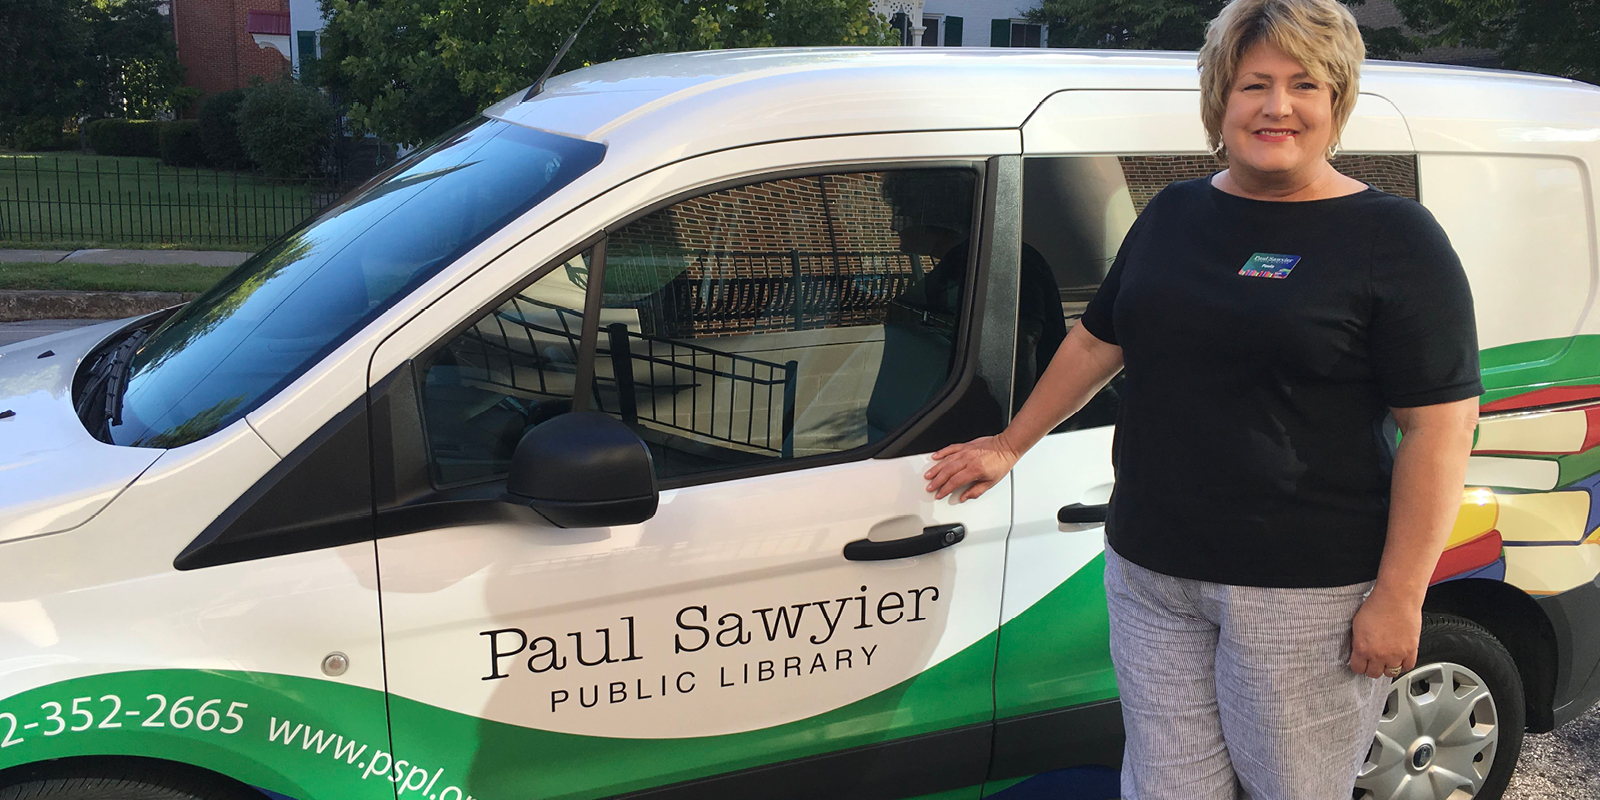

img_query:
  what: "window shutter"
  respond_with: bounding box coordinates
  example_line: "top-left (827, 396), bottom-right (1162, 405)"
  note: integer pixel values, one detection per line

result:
top-left (990, 18), bottom-right (1010, 47)
top-left (946, 16), bottom-right (963, 46)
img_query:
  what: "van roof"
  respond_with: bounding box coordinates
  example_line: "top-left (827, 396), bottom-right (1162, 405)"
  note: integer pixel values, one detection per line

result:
top-left (482, 46), bottom-right (1597, 153)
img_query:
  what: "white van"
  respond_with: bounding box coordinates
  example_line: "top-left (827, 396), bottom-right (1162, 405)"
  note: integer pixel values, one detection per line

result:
top-left (2, 47), bottom-right (1598, 800)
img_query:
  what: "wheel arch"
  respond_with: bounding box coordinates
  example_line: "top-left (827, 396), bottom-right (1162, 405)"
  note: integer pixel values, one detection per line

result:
top-left (1424, 578), bottom-right (1560, 732)
top-left (0, 755), bottom-right (275, 799)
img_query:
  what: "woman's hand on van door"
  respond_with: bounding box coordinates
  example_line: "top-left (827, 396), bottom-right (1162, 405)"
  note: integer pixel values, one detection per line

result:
top-left (924, 435), bottom-right (1022, 502)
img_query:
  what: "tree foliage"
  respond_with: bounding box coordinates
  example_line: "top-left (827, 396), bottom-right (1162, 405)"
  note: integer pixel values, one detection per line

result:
top-left (317, 0), bottom-right (899, 146)
top-left (235, 81), bottom-right (341, 179)
top-left (0, 0), bottom-right (185, 146)
top-left (0, 0), bottom-right (93, 136)
top-left (1029, 0), bottom-right (1226, 50)
top-left (198, 89), bottom-right (256, 170)
top-left (1393, 0), bottom-right (1600, 83)
top-left (1024, 0), bottom-right (1414, 58)
top-left (83, 0), bottom-right (186, 119)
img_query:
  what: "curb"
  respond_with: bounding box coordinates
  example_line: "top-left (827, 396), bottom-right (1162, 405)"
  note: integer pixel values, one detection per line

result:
top-left (0, 291), bottom-right (194, 323)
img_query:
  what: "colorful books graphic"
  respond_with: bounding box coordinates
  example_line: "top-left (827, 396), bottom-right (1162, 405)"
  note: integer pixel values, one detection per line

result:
top-left (1443, 392), bottom-right (1600, 594)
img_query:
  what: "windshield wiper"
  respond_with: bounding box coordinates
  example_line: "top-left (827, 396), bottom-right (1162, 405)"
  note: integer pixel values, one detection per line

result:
top-left (75, 327), bottom-right (150, 439)
top-left (102, 328), bottom-right (149, 427)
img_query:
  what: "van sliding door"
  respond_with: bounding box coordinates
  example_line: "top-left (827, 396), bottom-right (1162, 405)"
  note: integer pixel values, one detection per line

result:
top-left (984, 90), bottom-right (1416, 798)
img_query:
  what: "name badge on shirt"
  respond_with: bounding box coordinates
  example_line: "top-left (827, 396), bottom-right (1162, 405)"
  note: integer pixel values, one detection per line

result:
top-left (1238, 252), bottom-right (1302, 279)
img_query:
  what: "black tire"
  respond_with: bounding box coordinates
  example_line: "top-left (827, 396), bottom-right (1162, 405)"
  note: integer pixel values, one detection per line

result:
top-left (0, 760), bottom-right (262, 800)
top-left (1395, 613), bottom-right (1526, 800)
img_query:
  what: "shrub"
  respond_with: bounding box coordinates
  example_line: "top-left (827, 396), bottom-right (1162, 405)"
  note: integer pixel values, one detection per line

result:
top-left (158, 120), bottom-right (206, 167)
top-left (170, 86), bottom-right (204, 118)
top-left (198, 89), bottom-right (252, 169)
top-left (86, 119), bottom-right (161, 157)
top-left (234, 81), bottom-right (338, 180)
top-left (4, 117), bottom-right (75, 151)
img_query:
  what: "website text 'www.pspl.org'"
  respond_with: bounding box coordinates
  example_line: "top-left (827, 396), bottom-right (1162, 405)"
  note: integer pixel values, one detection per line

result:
top-left (268, 716), bottom-right (479, 800)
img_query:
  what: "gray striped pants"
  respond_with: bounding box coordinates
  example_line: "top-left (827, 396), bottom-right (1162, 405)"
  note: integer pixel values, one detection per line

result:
top-left (1103, 541), bottom-right (1390, 800)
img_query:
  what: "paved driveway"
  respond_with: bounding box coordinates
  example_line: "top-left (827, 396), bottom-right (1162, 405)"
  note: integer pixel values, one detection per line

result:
top-left (1506, 702), bottom-right (1600, 799)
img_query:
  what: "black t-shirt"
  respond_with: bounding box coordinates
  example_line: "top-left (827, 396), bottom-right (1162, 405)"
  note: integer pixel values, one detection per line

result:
top-left (1080, 177), bottom-right (1483, 588)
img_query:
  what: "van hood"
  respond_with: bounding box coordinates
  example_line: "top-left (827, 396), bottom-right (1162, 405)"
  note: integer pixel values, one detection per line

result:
top-left (0, 319), bottom-right (165, 544)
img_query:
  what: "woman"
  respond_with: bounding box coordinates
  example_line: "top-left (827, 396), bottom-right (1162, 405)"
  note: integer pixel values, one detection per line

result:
top-left (921, 0), bottom-right (1481, 797)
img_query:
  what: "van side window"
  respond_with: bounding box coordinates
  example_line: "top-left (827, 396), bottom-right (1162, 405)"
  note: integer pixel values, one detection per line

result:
top-left (421, 248), bottom-right (594, 485)
top-left (595, 168), bottom-right (978, 481)
top-left (1018, 156), bottom-right (1136, 431)
top-left (1017, 154), bottom-right (1419, 431)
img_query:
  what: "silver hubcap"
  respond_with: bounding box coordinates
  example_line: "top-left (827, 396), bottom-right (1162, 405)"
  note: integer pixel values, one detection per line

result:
top-left (1354, 661), bottom-right (1499, 800)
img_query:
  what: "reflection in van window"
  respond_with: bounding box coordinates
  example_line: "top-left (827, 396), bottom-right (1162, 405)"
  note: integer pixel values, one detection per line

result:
top-left (102, 119), bottom-right (605, 448)
top-left (416, 169), bottom-right (979, 485)
top-left (423, 250), bottom-right (594, 485)
top-left (595, 168), bottom-right (977, 481)
top-left (1017, 153), bottom-right (1418, 431)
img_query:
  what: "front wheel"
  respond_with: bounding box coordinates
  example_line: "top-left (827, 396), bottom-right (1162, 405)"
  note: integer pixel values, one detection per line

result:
top-left (1354, 613), bottom-right (1526, 800)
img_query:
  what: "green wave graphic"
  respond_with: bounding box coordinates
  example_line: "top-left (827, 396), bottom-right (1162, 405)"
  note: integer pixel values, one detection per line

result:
top-left (0, 558), bottom-right (1115, 800)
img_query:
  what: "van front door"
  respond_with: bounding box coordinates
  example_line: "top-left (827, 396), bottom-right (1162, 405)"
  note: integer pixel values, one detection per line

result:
top-left (368, 137), bottom-right (1021, 800)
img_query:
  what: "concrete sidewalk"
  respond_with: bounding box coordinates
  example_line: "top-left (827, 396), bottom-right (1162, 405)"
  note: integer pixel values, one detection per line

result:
top-left (0, 248), bottom-right (250, 267)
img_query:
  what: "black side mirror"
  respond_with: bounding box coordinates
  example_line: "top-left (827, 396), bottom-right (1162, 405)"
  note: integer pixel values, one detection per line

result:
top-left (506, 411), bottom-right (658, 527)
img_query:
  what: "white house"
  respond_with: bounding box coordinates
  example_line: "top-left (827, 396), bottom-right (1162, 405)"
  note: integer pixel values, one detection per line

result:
top-left (878, 0), bottom-right (1049, 47)
top-left (286, 0), bottom-right (329, 76)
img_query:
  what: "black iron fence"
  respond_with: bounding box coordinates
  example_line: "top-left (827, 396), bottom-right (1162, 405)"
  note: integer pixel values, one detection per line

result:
top-left (606, 248), bottom-right (936, 338)
top-left (0, 155), bottom-right (359, 247)
top-left (454, 294), bottom-right (798, 458)
top-left (602, 322), bottom-right (797, 458)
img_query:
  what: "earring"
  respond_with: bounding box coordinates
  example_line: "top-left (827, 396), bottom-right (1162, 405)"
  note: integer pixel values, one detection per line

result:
top-left (1326, 141), bottom-right (1341, 160)
top-left (1209, 139), bottom-right (1226, 160)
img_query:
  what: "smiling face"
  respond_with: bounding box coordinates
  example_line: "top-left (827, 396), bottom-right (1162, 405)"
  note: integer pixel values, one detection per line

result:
top-left (1222, 39), bottom-right (1337, 182)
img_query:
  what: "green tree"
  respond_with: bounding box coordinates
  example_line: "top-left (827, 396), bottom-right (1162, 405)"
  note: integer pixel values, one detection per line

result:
top-left (0, 0), bottom-right (93, 136)
top-left (1025, 0), bottom-right (1415, 58)
top-left (1393, 0), bottom-right (1600, 83)
top-left (317, 0), bottom-right (898, 146)
top-left (83, 0), bottom-right (187, 119)
top-left (0, 0), bottom-right (185, 147)
top-left (235, 80), bottom-right (341, 179)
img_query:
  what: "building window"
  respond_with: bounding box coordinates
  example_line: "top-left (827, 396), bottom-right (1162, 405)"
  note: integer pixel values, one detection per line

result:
top-left (945, 15), bottom-right (963, 45)
top-left (992, 18), bottom-right (1041, 46)
top-left (296, 30), bottom-right (319, 80)
top-left (890, 11), bottom-right (911, 45)
top-left (1011, 21), bottom-right (1042, 47)
top-left (922, 15), bottom-right (941, 46)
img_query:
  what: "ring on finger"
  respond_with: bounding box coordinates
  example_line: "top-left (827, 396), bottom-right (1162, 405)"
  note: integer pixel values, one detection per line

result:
top-left (1383, 665), bottom-right (1403, 677)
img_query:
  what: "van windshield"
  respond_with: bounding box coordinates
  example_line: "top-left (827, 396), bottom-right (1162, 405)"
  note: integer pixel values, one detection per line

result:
top-left (104, 118), bottom-right (605, 448)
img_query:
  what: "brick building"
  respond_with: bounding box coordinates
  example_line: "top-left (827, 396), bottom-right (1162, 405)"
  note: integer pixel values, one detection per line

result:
top-left (170, 0), bottom-right (292, 108)
top-left (1118, 154), bottom-right (1419, 212)
top-left (609, 172), bottom-right (928, 337)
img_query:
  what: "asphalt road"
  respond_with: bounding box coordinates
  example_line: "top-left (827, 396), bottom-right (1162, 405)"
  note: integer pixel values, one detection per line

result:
top-left (0, 318), bottom-right (100, 348)
top-left (0, 318), bottom-right (1594, 798)
top-left (1505, 702), bottom-right (1600, 799)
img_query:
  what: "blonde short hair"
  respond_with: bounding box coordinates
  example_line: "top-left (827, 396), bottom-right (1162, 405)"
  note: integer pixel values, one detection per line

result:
top-left (1197, 0), bottom-right (1366, 158)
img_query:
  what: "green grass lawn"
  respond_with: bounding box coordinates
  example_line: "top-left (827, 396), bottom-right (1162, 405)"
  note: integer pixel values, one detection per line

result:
top-left (0, 262), bottom-right (231, 293)
top-left (0, 152), bottom-right (336, 250)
